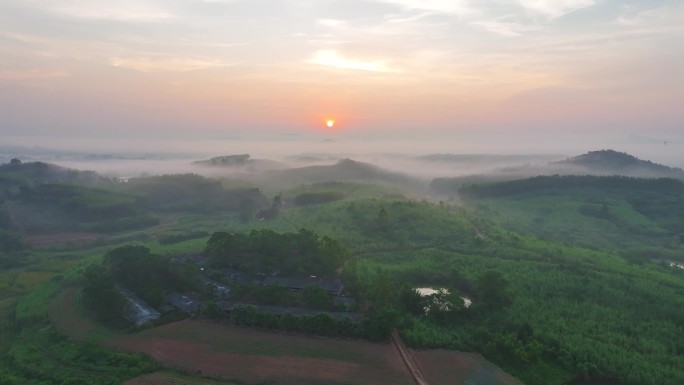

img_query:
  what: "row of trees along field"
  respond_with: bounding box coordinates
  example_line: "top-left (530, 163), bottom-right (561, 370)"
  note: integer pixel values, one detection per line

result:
top-left (217, 304), bottom-right (362, 338)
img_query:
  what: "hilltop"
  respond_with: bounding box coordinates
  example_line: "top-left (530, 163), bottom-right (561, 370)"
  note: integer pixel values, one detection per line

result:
top-left (555, 149), bottom-right (684, 177)
top-left (430, 149), bottom-right (684, 196)
top-left (192, 154), bottom-right (283, 172)
top-left (0, 159), bottom-right (114, 190)
top-left (259, 158), bottom-right (427, 192)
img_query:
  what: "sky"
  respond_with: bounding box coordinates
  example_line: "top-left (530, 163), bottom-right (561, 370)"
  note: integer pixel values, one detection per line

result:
top-left (0, 0), bottom-right (683, 157)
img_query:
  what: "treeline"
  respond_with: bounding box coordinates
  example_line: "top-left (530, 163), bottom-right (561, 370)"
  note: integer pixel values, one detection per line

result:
top-left (125, 174), bottom-right (269, 213)
top-left (228, 305), bottom-right (362, 338)
top-left (20, 183), bottom-right (142, 220)
top-left (13, 183), bottom-right (159, 233)
top-left (205, 229), bottom-right (349, 277)
top-left (0, 159), bottom-right (113, 194)
top-left (460, 175), bottom-right (684, 199)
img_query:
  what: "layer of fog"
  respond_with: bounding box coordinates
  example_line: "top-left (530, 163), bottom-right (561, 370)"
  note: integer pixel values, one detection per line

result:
top-left (2, 131), bottom-right (683, 181)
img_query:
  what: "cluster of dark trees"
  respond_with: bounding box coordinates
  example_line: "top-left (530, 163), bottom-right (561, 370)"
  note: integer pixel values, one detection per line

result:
top-left (204, 229), bottom-right (349, 277)
top-left (0, 159), bottom-right (112, 194)
top-left (11, 183), bottom-right (158, 233)
top-left (293, 191), bottom-right (344, 206)
top-left (82, 245), bottom-right (200, 325)
top-left (125, 174), bottom-right (269, 214)
top-left (349, 268), bottom-right (515, 343)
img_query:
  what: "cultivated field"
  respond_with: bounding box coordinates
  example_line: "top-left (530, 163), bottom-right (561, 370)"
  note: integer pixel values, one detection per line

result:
top-left (111, 320), bottom-right (414, 385)
top-left (123, 371), bottom-right (239, 385)
top-left (411, 349), bottom-right (524, 385)
top-left (49, 287), bottom-right (99, 341)
top-left (47, 287), bottom-right (526, 385)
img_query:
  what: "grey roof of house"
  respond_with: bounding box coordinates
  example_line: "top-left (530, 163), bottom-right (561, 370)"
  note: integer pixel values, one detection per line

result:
top-left (223, 302), bottom-right (363, 322)
top-left (220, 268), bottom-right (249, 283)
top-left (166, 292), bottom-right (202, 313)
top-left (118, 286), bottom-right (161, 326)
top-left (262, 277), bottom-right (343, 293)
top-left (202, 277), bottom-right (231, 295)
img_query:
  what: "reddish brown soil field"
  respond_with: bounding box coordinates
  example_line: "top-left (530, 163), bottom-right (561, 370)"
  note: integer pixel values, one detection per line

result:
top-left (110, 320), bottom-right (413, 385)
top-left (411, 349), bottom-right (524, 385)
top-left (49, 287), bottom-right (523, 385)
top-left (49, 287), bottom-right (97, 341)
top-left (123, 371), bottom-right (238, 385)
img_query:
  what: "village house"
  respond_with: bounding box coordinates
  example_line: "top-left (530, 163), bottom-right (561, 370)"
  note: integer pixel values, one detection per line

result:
top-left (166, 292), bottom-right (202, 314)
top-left (261, 276), bottom-right (344, 296)
top-left (118, 287), bottom-right (160, 326)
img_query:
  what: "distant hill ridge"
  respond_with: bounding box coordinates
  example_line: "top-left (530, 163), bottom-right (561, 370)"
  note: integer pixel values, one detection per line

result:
top-left (0, 159), bottom-right (113, 189)
top-left (193, 154), bottom-right (251, 166)
top-left (556, 149), bottom-right (683, 174)
top-left (429, 149), bottom-right (684, 195)
top-left (192, 154), bottom-right (283, 171)
top-left (459, 174), bottom-right (684, 199)
top-left (260, 158), bottom-right (425, 191)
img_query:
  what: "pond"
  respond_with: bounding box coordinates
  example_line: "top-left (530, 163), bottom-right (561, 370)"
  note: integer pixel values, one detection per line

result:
top-left (415, 287), bottom-right (472, 308)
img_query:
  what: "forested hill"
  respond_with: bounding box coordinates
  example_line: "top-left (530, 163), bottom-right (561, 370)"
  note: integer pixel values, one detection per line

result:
top-left (555, 149), bottom-right (684, 178)
top-left (192, 154), bottom-right (283, 170)
top-left (261, 158), bottom-right (425, 191)
top-left (459, 175), bottom-right (684, 199)
top-left (0, 159), bottom-right (113, 190)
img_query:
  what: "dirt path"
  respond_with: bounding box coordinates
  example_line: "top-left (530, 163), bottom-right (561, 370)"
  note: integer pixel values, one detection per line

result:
top-left (392, 330), bottom-right (430, 385)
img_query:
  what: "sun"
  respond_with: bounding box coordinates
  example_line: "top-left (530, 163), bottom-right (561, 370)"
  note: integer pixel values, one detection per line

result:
top-left (326, 119), bottom-right (335, 128)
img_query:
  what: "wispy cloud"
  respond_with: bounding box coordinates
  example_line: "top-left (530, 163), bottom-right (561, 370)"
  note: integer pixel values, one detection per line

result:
top-left (305, 50), bottom-right (399, 73)
top-left (317, 19), bottom-right (347, 28)
top-left (380, 0), bottom-right (475, 17)
top-left (471, 20), bottom-right (539, 37)
top-left (110, 57), bottom-right (229, 72)
top-left (518, 0), bottom-right (596, 19)
top-left (0, 69), bottom-right (69, 80)
top-left (615, 4), bottom-right (684, 27)
top-left (44, 1), bottom-right (175, 22)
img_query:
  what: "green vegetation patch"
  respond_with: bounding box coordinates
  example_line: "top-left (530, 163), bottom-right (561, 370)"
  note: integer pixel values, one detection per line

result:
top-left (3, 325), bottom-right (157, 385)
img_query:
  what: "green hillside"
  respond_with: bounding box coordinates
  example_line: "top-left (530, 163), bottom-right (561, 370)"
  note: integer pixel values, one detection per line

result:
top-left (460, 175), bottom-right (684, 256)
top-left (1, 173), bottom-right (683, 385)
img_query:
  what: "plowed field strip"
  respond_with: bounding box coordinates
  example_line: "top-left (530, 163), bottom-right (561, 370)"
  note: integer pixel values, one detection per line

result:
top-left (110, 320), bottom-right (414, 385)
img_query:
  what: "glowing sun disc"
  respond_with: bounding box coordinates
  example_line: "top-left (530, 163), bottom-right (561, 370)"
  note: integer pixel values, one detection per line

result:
top-left (326, 119), bottom-right (335, 128)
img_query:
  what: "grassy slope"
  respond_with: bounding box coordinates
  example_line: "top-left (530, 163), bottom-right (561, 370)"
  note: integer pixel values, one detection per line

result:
top-left (469, 187), bottom-right (684, 258)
